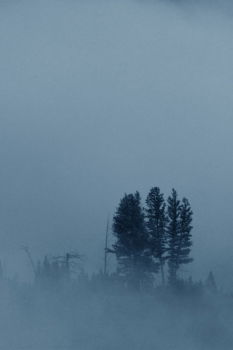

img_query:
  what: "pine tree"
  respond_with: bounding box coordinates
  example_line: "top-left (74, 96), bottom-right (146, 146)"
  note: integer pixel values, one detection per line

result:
top-left (178, 198), bottom-right (193, 266)
top-left (167, 190), bottom-right (193, 285)
top-left (112, 191), bottom-right (153, 289)
top-left (167, 189), bottom-right (181, 285)
top-left (145, 187), bottom-right (167, 285)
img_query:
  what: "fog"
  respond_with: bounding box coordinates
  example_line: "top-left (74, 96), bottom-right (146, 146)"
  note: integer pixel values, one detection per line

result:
top-left (0, 0), bottom-right (233, 287)
top-left (1, 0), bottom-right (233, 348)
top-left (0, 278), bottom-right (232, 350)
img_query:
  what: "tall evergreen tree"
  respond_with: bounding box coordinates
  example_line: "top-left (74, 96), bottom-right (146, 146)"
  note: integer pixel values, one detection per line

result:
top-left (167, 189), bottom-right (181, 284)
top-left (112, 191), bottom-right (153, 289)
top-left (167, 190), bottom-right (193, 285)
top-left (145, 187), bottom-right (167, 285)
top-left (178, 198), bottom-right (193, 266)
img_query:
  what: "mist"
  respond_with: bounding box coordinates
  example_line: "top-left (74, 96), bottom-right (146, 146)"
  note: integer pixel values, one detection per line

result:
top-left (1, 0), bottom-right (233, 282)
top-left (1, 0), bottom-right (233, 285)
top-left (1, 0), bottom-right (233, 348)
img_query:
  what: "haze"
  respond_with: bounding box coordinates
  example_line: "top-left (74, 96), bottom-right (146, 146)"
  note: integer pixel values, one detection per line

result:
top-left (0, 0), bottom-right (233, 289)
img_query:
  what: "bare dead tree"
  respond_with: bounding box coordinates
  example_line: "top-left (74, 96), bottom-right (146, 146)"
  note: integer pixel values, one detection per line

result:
top-left (22, 246), bottom-right (36, 276)
top-left (52, 251), bottom-right (83, 276)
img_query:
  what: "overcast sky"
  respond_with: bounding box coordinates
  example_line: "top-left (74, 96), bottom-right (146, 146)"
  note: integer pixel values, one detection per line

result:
top-left (0, 0), bottom-right (233, 288)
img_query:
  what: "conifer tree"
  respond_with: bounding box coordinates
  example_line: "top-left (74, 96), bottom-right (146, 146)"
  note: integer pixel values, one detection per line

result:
top-left (112, 191), bottom-right (153, 289)
top-left (145, 187), bottom-right (167, 285)
top-left (178, 198), bottom-right (193, 265)
top-left (167, 189), bottom-right (181, 284)
top-left (167, 189), bottom-right (193, 285)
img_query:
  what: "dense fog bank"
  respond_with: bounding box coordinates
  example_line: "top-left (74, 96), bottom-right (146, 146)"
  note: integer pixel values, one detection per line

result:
top-left (0, 277), bottom-right (232, 350)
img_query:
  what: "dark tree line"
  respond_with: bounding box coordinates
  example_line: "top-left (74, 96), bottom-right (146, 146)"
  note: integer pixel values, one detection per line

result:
top-left (15, 190), bottom-right (218, 296)
top-left (111, 187), bottom-right (193, 288)
top-left (19, 188), bottom-right (219, 296)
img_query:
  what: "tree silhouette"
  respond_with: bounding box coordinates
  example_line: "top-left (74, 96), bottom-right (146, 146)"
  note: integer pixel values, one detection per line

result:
top-left (145, 187), bottom-right (167, 285)
top-left (112, 191), bottom-right (154, 289)
top-left (167, 189), bottom-right (193, 285)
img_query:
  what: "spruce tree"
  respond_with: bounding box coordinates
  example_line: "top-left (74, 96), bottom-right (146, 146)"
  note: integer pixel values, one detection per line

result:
top-left (178, 198), bottom-right (193, 266)
top-left (167, 189), bottom-right (193, 285)
top-left (145, 187), bottom-right (167, 285)
top-left (167, 189), bottom-right (181, 284)
top-left (112, 191), bottom-right (153, 289)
